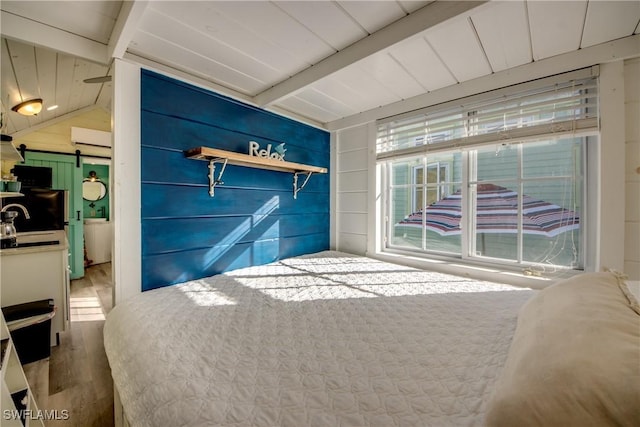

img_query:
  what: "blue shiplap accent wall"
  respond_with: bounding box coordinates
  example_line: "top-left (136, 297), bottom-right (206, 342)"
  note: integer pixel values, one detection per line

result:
top-left (141, 70), bottom-right (330, 291)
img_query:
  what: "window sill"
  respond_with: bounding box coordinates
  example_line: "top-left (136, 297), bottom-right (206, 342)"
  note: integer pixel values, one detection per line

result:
top-left (369, 249), bottom-right (585, 290)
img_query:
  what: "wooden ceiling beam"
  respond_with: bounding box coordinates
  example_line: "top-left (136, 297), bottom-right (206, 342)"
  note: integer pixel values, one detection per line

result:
top-left (0, 11), bottom-right (108, 64)
top-left (108, 0), bottom-right (149, 60)
top-left (253, 1), bottom-right (488, 108)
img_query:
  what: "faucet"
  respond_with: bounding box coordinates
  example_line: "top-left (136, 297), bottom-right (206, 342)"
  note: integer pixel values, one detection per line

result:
top-left (1, 203), bottom-right (31, 219)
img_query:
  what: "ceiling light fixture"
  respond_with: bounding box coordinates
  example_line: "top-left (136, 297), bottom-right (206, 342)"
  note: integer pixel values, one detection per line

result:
top-left (11, 98), bottom-right (43, 116)
top-left (47, 105), bottom-right (59, 111)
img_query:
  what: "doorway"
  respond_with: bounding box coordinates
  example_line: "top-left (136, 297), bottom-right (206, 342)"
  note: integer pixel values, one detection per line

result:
top-left (82, 158), bottom-right (113, 269)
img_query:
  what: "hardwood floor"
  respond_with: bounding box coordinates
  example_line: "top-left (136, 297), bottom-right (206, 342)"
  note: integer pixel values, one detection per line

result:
top-left (23, 262), bottom-right (114, 427)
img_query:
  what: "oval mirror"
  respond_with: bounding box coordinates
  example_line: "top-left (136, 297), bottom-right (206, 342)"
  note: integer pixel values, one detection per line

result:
top-left (82, 179), bottom-right (107, 201)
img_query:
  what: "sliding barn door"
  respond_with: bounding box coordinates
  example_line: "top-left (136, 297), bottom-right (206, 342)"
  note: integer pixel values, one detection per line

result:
top-left (23, 152), bottom-right (84, 279)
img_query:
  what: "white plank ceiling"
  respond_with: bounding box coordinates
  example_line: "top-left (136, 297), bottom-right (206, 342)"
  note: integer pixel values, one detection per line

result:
top-left (1, 0), bottom-right (639, 135)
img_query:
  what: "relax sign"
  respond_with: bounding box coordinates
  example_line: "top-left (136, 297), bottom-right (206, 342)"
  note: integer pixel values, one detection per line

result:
top-left (248, 140), bottom-right (286, 161)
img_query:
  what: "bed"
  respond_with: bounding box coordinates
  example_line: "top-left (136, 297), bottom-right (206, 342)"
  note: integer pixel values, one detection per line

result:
top-left (103, 251), bottom-right (640, 427)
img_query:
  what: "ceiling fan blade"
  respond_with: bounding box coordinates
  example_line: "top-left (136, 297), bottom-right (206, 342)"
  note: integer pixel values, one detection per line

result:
top-left (83, 76), bottom-right (112, 84)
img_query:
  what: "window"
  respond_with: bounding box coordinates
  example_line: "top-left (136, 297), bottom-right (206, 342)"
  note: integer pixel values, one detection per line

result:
top-left (378, 70), bottom-right (597, 272)
top-left (390, 154), bottom-right (462, 254)
top-left (411, 162), bottom-right (450, 213)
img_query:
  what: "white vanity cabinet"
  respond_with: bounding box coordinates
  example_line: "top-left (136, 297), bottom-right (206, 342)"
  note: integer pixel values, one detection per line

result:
top-left (84, 220), bottom-right (112, 265)
top-left (0, 231), bottom-right (70, 345)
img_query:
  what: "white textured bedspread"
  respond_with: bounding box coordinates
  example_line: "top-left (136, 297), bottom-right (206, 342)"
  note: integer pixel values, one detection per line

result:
top-left (104, 251), bottom-right (534, 427)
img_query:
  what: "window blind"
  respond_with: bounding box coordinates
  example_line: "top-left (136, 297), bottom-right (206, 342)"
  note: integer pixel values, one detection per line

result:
top-left (377, 74), bottom-right (598, 159)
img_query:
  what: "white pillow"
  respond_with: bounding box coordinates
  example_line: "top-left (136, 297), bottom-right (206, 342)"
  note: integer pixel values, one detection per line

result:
top-left (623, 280), bottom-right (640, 313)
top-left (484, 272), bottom-right (640, 427)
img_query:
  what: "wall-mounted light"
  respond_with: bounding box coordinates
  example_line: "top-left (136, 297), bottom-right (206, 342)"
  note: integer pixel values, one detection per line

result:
top-left (88, 170), bottom-right (99, 182)
top-left (11, 98), bottom-right (43, 116)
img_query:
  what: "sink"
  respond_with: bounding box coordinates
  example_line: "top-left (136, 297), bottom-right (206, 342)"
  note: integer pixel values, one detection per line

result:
top-left (16, 231), bottom-right (60, 244)
top-left (84, 218), bottom-right (108, 224)
top-left (15, 240), bottom-right (60, 248)
top-left (7, 230), bottom-right (65, 250)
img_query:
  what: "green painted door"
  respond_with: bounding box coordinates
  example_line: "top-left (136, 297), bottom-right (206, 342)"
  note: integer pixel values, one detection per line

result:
top-left (23, 153), bottom-right (84, 279)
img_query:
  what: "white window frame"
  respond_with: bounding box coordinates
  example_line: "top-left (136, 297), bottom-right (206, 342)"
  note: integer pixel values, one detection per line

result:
top-left (411, 161), bottom-right (450, 213)
top-left (411, 164), bottom-right (423, 214)
top-left (376, 68), bottom-right (598, 275)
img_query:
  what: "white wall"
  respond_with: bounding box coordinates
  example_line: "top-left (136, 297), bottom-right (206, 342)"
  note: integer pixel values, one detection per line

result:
top-left (598, 61), bottom-right (626, 273)
top-left (334, 58), bottom-right (640, 282)
top-left (334, 124), bottom-right (370, 254)
top-left (624, 58), bottom-right (640, 279)
top-left (112, 58), bottom-right (142, 304)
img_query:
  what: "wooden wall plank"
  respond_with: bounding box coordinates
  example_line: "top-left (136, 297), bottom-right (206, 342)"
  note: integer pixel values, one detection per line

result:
top-left (142, 213), bottom-right (330, 255)
top-left (141, 70), bottom-right (330, 291)
top-left (142, 234), bottom-right (329, 290)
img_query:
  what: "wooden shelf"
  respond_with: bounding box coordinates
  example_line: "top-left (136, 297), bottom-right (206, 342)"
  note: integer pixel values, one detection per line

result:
top-left (185, 146), bottom-right (327, 174)
top-left (0, 192), bottom-right (24, 198)
top-left (185, 146), bottom-right (327, 198)
top-left (0, 141), bottom-right (24, 162)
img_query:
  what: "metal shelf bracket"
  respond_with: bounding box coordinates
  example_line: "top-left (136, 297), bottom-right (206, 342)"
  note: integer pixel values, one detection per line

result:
top-left (293, 171), bottom-right (313, 200)
top-left (186, 147), bottom-right (326, 199)
top-left (207, 158), bottom-right (228, 197)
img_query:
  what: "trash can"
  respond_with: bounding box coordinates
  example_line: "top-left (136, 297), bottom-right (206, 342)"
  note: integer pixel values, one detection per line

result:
top-left (2, 299), bottom-right (56, 364)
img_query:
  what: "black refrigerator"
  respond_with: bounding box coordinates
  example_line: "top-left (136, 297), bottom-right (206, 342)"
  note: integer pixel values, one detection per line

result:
top-left (4, 188), bottom-right (68, 232)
